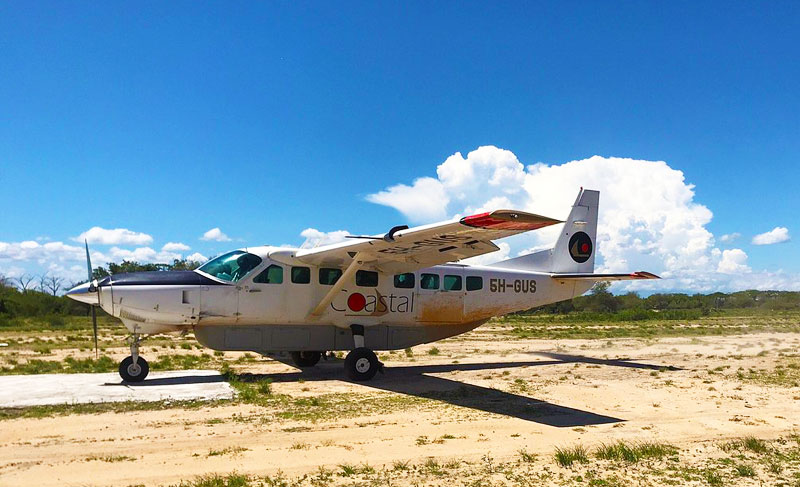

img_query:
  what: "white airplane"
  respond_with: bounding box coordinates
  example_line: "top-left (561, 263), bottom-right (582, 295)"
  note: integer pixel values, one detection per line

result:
top-left (67, 189), bottom-right (657, 382)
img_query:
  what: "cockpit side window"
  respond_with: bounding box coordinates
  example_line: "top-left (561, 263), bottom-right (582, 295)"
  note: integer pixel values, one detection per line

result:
top-left (254, 264), bottom-right (283, 284)
top-left (198, 251), bottom-right (263, 283)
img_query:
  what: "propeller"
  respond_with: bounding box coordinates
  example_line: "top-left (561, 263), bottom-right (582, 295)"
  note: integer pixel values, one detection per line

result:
top-left (85, 239), bottom-right (99, 359)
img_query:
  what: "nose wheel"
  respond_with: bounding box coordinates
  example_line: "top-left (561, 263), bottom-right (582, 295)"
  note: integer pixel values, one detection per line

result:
top-left (119, 355), bottom-right (149, 382)
top-left (120, 333), bottom-right (149, 382)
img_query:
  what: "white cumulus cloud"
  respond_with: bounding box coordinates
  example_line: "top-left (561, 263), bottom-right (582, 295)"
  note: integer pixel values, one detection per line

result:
top-left (366, 177), bottom-right (450, 223)
top-left (717, 249), bottom-right (750, 274)
top-left (187, 252), bottom-right (208, 263)
top-left (162, 242), bottom-right (190, 252)
top-left (299, 228), bottom-right (351, 249)
top-left (108, 246), bottom-right (158, 262)
top-left (74, 227), bottom-right (153, 245)
top-left (201, 228), bottom-right (231, 242)
top-left (365, 145), bottom-right (798, 292)
top-left (719, 233), bottom-right (741, 243)
top-left (752, 227), bottom-right (790, 245)
top-left (0, 240), bottom-right (85, 263)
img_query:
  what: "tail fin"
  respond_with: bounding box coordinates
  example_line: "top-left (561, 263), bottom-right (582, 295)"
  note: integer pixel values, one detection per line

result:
top-left (491, 188), bottom-right (599, 273)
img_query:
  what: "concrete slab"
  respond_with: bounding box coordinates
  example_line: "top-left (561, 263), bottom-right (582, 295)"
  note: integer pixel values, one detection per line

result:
top-left (0, 370), bottom-right (235, 408)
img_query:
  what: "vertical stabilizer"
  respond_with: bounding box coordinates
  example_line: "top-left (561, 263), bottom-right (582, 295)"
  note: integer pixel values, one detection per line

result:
top-left (549, 188), bottom-right (598, 273)
top-left (490, 188), bottom-right (599, 273)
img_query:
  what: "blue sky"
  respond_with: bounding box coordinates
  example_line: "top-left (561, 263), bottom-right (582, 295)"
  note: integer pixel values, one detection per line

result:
top-left (0, 2), bottom-right (798, 291)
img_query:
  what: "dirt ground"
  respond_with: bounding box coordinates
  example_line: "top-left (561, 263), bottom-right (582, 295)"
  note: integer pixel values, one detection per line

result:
top-left (1, 328), bottom-right (799, 486)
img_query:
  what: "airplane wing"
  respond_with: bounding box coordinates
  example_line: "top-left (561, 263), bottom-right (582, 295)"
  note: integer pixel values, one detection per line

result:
top-left (551, 271), bottom-right (660, 281)
top-left (293, 209), bottom-right (562, 274)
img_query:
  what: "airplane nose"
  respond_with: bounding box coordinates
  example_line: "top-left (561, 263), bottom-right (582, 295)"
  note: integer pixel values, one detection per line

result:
top-left (65, 281), bottom-right (99, 305)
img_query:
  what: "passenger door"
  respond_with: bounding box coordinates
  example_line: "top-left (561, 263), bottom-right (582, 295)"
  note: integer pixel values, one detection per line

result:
top-left (415, 269), bottom-right (464, 323)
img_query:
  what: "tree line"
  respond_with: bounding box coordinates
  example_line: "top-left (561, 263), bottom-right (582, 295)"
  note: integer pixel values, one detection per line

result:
top-left (529, 281), bottom-right (800, 315)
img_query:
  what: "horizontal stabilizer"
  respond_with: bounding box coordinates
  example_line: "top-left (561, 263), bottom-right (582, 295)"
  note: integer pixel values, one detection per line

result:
top-left (551, 271), bottom-right (660, 281)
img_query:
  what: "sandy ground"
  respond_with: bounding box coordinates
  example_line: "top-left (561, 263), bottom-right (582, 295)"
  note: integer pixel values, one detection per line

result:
top-left (0, 331), bottom-right (799, 486)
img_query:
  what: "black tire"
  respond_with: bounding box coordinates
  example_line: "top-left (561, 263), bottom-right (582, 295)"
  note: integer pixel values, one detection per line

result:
top-left (291, 351), bottom-right (322, 368)
top-left (119, 356), bottom-right (149, 382)
top-left (344, 347), bottom-right (380, 381)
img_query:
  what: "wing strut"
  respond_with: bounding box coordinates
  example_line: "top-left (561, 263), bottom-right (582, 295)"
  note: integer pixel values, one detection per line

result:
top-left (308, 252), bottom-right (368, 318)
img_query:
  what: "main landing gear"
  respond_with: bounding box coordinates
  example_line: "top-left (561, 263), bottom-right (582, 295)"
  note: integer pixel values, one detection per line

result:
top-left (344, 324), bottom-right (383, 381)
top-left (290, 351), bottom-right (322, 368)
top-left (119, 333), bottom-right (149, 382)
top-left (289, 325), bottom-right (383, 381)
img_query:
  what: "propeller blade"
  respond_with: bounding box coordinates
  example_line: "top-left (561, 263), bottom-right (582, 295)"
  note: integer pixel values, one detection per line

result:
top-left (85, 239), bottom-right (99, 358)
top-left (84, 239), bottom-right (93, 281)
top-left (92, 306), bottom-right (98, 359)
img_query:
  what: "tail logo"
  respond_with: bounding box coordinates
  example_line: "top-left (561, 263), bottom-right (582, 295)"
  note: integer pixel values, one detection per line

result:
top-left (568, 232), bottom-right (592, 263)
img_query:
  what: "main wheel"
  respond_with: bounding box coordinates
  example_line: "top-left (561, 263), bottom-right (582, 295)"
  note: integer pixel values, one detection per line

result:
top-left (119, 356), bottom-right (149, 382)
top-left (344, 347), bottom-right (380, 381)
top-left (291, 351), bottom-right (322, 368)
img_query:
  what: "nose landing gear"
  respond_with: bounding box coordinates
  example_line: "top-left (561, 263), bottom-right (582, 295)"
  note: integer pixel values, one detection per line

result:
top-left (119, 333), bottom-right (149, 382)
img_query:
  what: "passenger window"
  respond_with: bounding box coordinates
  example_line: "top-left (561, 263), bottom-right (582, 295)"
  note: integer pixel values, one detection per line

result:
top-left (443, 275), bottom-right (462, 291)
top-left (319, 268), bottom-right (342, 285)
top-left (355, 270), bottom-right (378, 287)
top-left (394, 273), bottom-right (415, 289)
top-left (466, 276), bottom-right (483, 291)
top-left (420, 273), bottom-right (439, 290)
top-left (291, 266), bottom-right (310, 284)
top-left (253, 264), bottom-right (283, 284)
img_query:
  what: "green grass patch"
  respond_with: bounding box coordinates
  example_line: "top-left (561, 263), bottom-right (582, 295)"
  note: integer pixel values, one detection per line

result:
top-left (722, 436), bottom-right (769, 454)
top-left (0, 352), bottom-right (222, 376)
top-left (174, 472), bottom-right (251, 487)
top-left (0, 355), bottom-right (118, 375)
top-left (735, 359), bottom-right (800, 387)
top-left (519, 449), bottom-right (537, 462)
top-left (208, 446), bottom-right (248, 457)
top-left (594, 441), bottom-right (677, 463)
top-left (497, 311), bottom-right (800, 340)
top-left (85, 454), bottom-right (136, 462)
top-left (734, 463), bottom-right (755, 477)
top-left (554, 444), bottom-right (589, 467)
top-left (0, 398), bottom-right (218, 421)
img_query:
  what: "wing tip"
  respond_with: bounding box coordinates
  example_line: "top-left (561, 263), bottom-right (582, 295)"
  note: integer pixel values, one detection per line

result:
top-left (460, 209), bottom-right (562, 231)
top-left (632, 271), bottom-right (661, 279)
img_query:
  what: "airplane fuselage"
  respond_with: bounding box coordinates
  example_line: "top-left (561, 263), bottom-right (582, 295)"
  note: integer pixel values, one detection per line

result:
top-left (78, 246), bottom-right (593, 352)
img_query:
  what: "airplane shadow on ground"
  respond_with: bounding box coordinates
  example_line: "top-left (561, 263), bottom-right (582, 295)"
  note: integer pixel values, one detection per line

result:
top-left (119, 353), bottom-right (680, 427)
top-left (252, 353), bottom-right (678, 427)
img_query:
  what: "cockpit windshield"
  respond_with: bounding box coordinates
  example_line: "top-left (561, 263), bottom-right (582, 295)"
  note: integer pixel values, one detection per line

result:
top-left (197, 251), bottom-right (263, 283)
